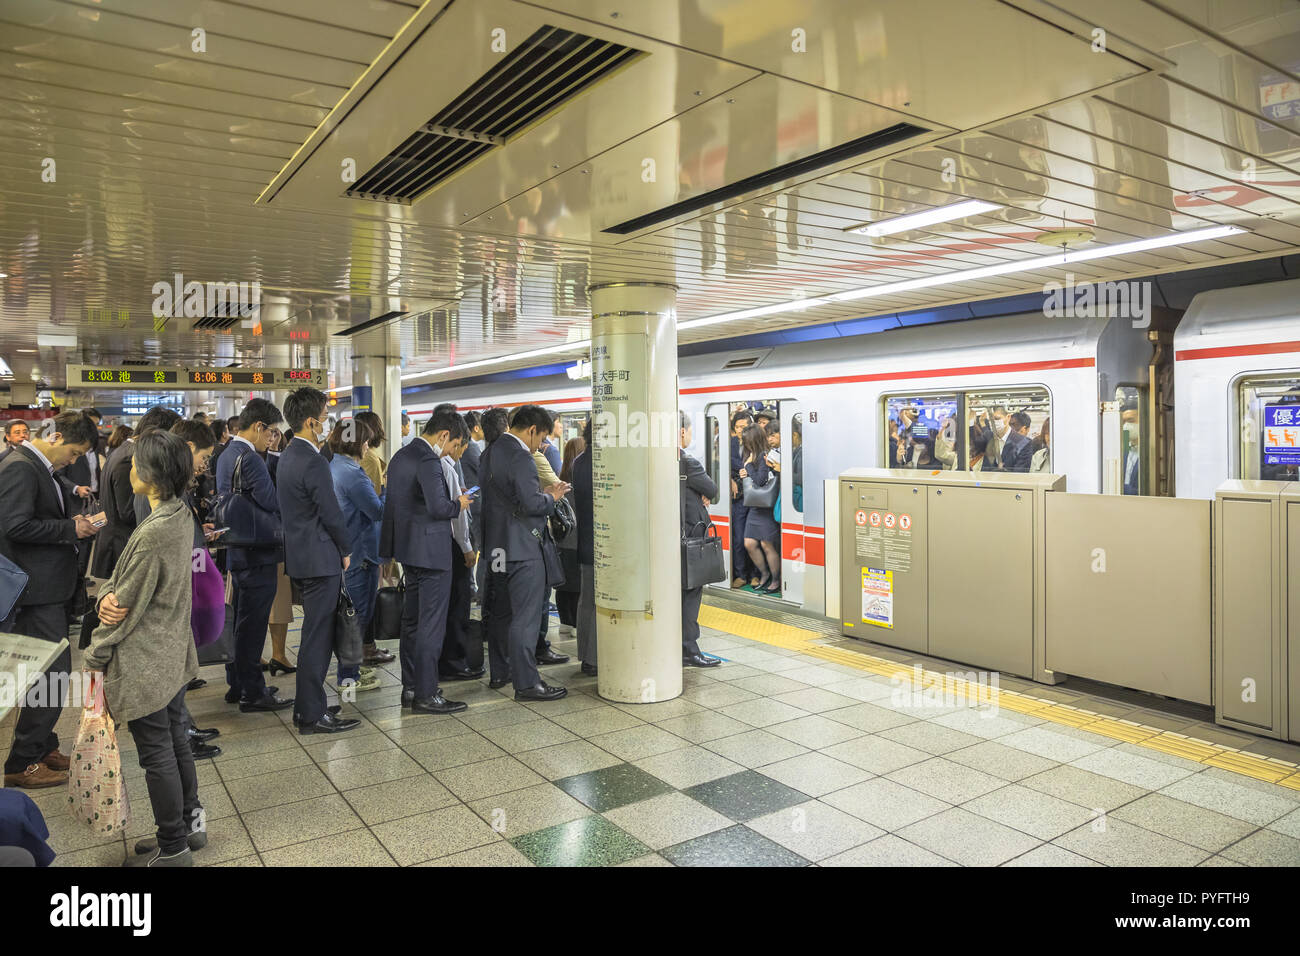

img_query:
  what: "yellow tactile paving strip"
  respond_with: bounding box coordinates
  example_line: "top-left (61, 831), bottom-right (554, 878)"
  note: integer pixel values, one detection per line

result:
top-left (699, 605), bottom-right (1300, 792)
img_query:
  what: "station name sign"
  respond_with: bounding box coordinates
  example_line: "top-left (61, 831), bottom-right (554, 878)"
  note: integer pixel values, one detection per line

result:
top-left (68, 365), bottom-right (325, 390)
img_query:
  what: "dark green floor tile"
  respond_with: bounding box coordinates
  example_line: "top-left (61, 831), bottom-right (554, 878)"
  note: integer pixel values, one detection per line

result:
top-left (554, 763), bottom-right (676, 812)
top-left (510, 815), bottom-right (651, 867)
top-left (682, 770), bottom-right (810, 822)
top-left (660, 825), bottom-right (808, 867)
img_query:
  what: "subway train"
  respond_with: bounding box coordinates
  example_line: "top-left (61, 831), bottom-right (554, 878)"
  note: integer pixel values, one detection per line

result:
top-left (387, 275), bottom-right (1300, 619)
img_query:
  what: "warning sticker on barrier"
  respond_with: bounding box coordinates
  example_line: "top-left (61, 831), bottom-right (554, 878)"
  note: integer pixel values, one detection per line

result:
top-left (861, 567), bottom-right (894, 629)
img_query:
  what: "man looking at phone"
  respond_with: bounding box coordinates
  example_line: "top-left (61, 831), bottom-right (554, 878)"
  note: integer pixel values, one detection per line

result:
top-left (437, 414), bottom-right (483, 682)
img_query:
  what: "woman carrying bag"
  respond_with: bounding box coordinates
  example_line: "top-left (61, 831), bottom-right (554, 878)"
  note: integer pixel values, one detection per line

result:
top-left (83, 430), bottom-right (205, 867)
top-left (679, 412), bottom-right (723, 667)
top-left (738, 423), bottom-right (781, 594)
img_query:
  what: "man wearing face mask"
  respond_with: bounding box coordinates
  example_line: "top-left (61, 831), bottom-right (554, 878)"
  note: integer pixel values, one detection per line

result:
top-left (985, 406), bottom-right (1009, 469)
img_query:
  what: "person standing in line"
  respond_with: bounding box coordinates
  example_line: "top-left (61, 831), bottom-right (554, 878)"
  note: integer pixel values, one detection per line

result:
top-left (328, 418), bottom-right (384, 693)
top-left (526, 431), bottom-right (569, 666)
top-left (92, 406), bottom-right (181, 581)
top-left (572, 418), bottom-right (596, 676)
top-left (477, 408), bottom-right (512, 687)
top-left (554, 435), bottom-right (585, 638)
top-left (738, 422), bottom-right (781, 594)
top-left (86, 430), bottom-right (204, 867)
top-left (728, 410), bottom-right (755, 588)
top-left (352, 411), bottom-right (397, 666)
top-left (55, 406), bottom-right (103, 626)
top-left (0, 412), bottom-right (99, 789)
top-left (380, 408), bottom-right (472, 715)
top-left (460, 410), bottom-right (484, 599)
top-left (679, 412), bottom-right (722, 668)
top-left (277, 388), bottom-right (359, 735)
top-left (216, 399), bottom-right (293, 712)
top-left (482, 405), bottom-right (570, 701)
top-left (541, 412), bottom-right (563, 475)
top-left (437, 414), bottom-right (483, 682)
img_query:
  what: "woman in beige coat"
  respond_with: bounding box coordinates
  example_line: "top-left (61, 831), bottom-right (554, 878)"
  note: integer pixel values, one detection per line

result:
top-left (84, 430), bottom-right (202, 868)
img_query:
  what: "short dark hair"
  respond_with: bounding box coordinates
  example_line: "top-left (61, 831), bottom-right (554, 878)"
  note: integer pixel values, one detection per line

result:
top-left (464, 410), bottom-right (481, 430)
top-left (238, 397), bottom-right (283, 432)
top-left (582, 416), bottom-right (592, 445)
top-left (401, 412), bottom-right (409, 426)
top-left (424, 407), bottom-right (461, 437)
top-left (52, 412), bottom-right (98, 448)
top-left (5, 419), bottom-right (26, 437)
top-left (84, 407), bottom-right (102, 421)
top-left (510, 404), bottom-right (552, 435)
top-left (355, 411), bottom-right (385, 444)
top-left (482, 408), bottom-right (509, 444)
top-left (766, 418), bottom-right (781, 435)
top-left (283, 388), bottom-right (328, 432)
top-left (227, 415), bottom-right (240, 430)
top-left (432, 403), bottom-right (457, 417)
top-left (132, 429), bottom-right (192, 501)
top-left (679, 410), bottom-right (691, 431)
top-left (328, 418), bottom-right (372, 458)
top-left (1010, 411), bottom-right (1032, 433)
top-left (192, 411), bottom-right (208, 422)
top-left (171, 419), bottom-right (215, 450)
top-left (137, 405), bottom-right (181, 435)
top-left (447, 414), bottom-right (468, 443)
top-left (731, 410), bottom-right (752, 429)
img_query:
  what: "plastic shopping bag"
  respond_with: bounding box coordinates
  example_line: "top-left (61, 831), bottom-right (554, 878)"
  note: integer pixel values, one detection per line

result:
top-left (67, 672), bottom-right (131, 835)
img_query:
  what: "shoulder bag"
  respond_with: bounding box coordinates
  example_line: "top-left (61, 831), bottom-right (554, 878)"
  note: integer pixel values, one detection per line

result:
top-left (213, 452), bottom-right (282, 550)
top-left (333, 585), bottom-right (363, 669)
top-left (681, 521), bottom-right (727, 589)
top-left (372, 572), bottom-right (405, 643)
top-left (741, 468), bottom-right (779, 509)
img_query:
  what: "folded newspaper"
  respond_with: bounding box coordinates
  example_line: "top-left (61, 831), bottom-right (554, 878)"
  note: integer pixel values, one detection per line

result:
top-left (0, 632), bottom-right (71, 724)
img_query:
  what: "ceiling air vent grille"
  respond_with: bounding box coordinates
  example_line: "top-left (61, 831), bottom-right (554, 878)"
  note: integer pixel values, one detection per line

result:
top-left (192, 314), bottom-right (242, 331)
top-left (348, 25), bottom-right (643, 204)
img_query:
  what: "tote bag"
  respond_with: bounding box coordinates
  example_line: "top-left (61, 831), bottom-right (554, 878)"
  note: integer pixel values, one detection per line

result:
top-left (67, 673), bottom-right (131, 835)
top-left (191, 546), bottom-right (225, 648)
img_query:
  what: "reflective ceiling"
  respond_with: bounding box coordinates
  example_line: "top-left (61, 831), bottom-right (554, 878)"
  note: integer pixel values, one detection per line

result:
top-left (0, 0), bottom-right (1297, 398)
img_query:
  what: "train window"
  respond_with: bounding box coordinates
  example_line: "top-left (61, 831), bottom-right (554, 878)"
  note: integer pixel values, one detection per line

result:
top-left (705, 412), bottom-right (721, 499)
top-left (884, 394), bottom-right (960, 469)
top-left (792, 413), bottom-right (803, 512)
top-left (965, 388), bottom-right (1051, 474)
top-left (1238, 374), bottom-right (1300, 483)
top-left (1115, 386), bottom-right (1144, 495)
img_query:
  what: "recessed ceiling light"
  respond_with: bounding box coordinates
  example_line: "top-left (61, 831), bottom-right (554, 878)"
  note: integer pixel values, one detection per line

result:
top-left (847, 198), bottom-right (1001, 238)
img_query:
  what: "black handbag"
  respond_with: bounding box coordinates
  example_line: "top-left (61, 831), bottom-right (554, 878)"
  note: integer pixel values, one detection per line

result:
top-left (334, 585), bottom-right (363, 669)
top-left (213, 452), bottom-right (282, 550)
top-left (197, 603), bottom-right (235, 666)
top-left (534, 527), bottom-right (565, 590)
top-left (373, 574), bottom-right (405, 642)
top-left (742, 472), bottom-right (779, 508)
top-left (549, 495), bottom-right (577, 540)
top-left (681, 521), bottom-right (728, 589)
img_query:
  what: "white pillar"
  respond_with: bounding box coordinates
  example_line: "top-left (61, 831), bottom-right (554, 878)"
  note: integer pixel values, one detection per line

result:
top-left (589, 282), bottom-right (681, 703)
top-left (350, 327), bottom-right (403, 460)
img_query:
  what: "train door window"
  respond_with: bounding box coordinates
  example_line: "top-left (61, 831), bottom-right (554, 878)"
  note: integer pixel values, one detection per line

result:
top-left (791, 413), bottom-right (803, 514)
top-left (1114, 385), bottom-right (1145, 494)
top-left (703, 403), bottom-right (736, 586)
top-left (704, 410), bottom-right (721, 500)
top-left (965, 388), bottom-right (1051, 473)
top-left (884, 394), bottom-right (960, 469)
top-left (1237, 373), bottom-right (1300, 483)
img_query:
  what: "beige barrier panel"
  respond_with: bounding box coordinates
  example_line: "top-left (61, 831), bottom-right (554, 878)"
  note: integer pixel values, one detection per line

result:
top-left (1287, 484), bottom-right (1299, 743)
top-left (1044, 494), bottom-right (1211, 704)
top-left (1215, 480), bottom-right (1289, 739)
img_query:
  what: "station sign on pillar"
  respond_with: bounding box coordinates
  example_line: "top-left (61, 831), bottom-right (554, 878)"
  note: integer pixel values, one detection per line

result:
top-left (350, 325), bottom-right (403, 460)
top-left (589, 282), bottom-right (682, 704)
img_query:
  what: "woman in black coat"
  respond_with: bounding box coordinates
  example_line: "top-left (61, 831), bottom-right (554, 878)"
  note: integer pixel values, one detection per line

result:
top-left (680, 412), bottom-right (721, 667)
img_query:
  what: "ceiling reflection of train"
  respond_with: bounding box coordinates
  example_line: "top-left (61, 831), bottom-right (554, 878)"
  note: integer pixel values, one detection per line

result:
top-left (382, 263), bottom-right (1300, 618)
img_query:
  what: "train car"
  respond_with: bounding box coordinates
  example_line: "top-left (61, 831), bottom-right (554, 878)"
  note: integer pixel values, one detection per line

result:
top-left (1175, 277), bottom-right (1300, 500)
top-left (398, 308), bottom-right (1155, 617)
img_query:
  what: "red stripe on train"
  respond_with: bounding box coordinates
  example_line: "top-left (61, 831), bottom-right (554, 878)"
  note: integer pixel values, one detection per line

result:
top-left (1174, 341), bottom-right (1300, 362)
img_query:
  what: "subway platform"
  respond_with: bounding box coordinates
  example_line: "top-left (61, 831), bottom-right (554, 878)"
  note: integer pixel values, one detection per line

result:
top-left (6, 595), bottom-right (1299, 868)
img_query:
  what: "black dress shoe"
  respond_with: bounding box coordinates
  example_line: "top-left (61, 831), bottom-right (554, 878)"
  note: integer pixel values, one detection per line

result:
top-left (187, 678), bottom-right (207, 691)
top-left (535, 649), bottom-right (570, 665)
top-left (515, 682), bottom-right (567, 702)
top-left (683, 652), bottom-right (722, 668)
top-left (297, 712), bottom-right (360, 735)
top-left (400, 689), bottom-right (415, 709)
top-left (439, 666), bottom-right (486, 682)
top-left (240, 693), bottom-right (295, 712)
top-left (580, 663), bottom-right (598, 676)
top-left (412, 694), bottom-right (468, 715)
top-left (187, 726), bottom-right (220, 743)
top-left (189, 740), bottom-right (221, 760)
top-left (224, 688), bottom-right (241, 704)
top-left (488, 676), bottom-right (512, 690)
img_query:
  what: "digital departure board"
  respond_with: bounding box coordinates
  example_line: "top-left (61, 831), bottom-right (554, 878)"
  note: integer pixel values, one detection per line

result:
top-left (69, 365), bottom-right (326, 390)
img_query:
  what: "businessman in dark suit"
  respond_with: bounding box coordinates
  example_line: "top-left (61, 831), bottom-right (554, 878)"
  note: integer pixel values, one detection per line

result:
top-left (679, 413), bottom-right (723, 668)
top-left (999, 412), bottom-right (1034, 473)
top-left (216, 399), bottom-right (292, 712)
top-left (380, 409), bottom-right (473, 714)
top-left (461, 411), bottom-right (483, 590)
top-left (91, 405), bottom-right (180, 579)
top-left (277, 388), bottom-right (359, 735)
top-left (0, 412), bottom-right (99, 788)
top-left (482, 405), bottom-right (569, 701)
top-left (54, 408), bottom-right (102, 621)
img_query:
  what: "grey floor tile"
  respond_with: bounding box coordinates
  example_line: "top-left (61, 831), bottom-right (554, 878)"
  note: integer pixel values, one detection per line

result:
top-left (655, 711), bottom-right (753, 744)
top-left (509, 815), bottom-right (650, 867)
top-left (932, 708), bottom-right (1043, 739)
top-left (757, 751), bottom-right (872, 798)
top-left (702, 729), bottom-right (810, 768)
top-left (821, 702), bottom-right (917, 733)
top-left (766, 714), bottom-right (865, 749)
top-left (552, 705), bottom-right (646, 738)
top-left (1055, 818), bottom-right (1209, 867)
top-left (771, 687), bottom-right (862, 714)
top-left (1217, 828), bottom-right (1300, 866)
top-left (878, 721), bottom-right (986, 756)
top-left (821, 735), bottom-right (931, 775)
top-left (964, 784), bottom-right (1095, 840)
top-left (898, 807), bottom-right (1041, 866)
top-left (1069, 748), bottom-right (1196, 791)
top-left (617, 853), bottom-right (676, 866)
top-left (1002, 844), bottom-right (1101, 867)
top-left (603, 791), bottom-right (734, 850)
top-left (820, 834), bottom-right (957, 866)
top-left (1112, 793), bottom-right (1256, 853)
top-left (820, 777), bottom-right (949, 831)
top-left (467, 781), bottom-right (592, 838)
top-left (747, 799), bottom-right (884, 862)
top-left (886, 757), bottom-right (1007, 805)
top-left (382, 716), bottom-right (477, 746)
top-left (421, 842), bottom-right (535, 866)
top-left (480, 719), bottom-right (579, 754)
top-left (1197, 855), bottom-right (1246, 867)
top-left (1269, 806), bottom-right (1300, 840)
top-left (633, 746), bottom-right (745, 790)
top-left (777, 665), bottom-right (856, 687)
top-left (320, 749), bottom-right (425, 791)
top-left (49, 841), bottom-right (127, 868)
top-left (818, 677), bottom-right (897, 703)
top-left (215, 746), bottom-right (314, 782)
top-left (555, 763), bottom-right (676, 812)
top-left (456, 703), bottom-right (546, 733)
top-left (242, 793), bottom-right (365, 852)
top-left (372, 803), bottom-right (502, 866)
top-left (223, 763), bottom-right (335, 814)
top-left (434, 755), bottom-right (546, 802)
top-left (514, 739), bottom-right (625, 780)
top-left (607, 697), bottom-right (706, 722)
top-left (588, 724), bottom-right (692, 761)
top-left (683, 770), bottom-right (811, 822)
top-left (1200, 767), bottom-right (1300, 805)
top-left (999, 726), bottom-right (1111, 763)
top-left (404, 733), bottom-right (507, 773)
top-left (1020, 765), bottom-right (1149, 812)
top-left (518, 692), bottom-right (608, 717)
top-left (260, 827), bottom-right (396, 867)
top-left (660, 824), bottom-right (808, 867)
top-left (944, 741), bottom-right (1058, 782)
top-left (301, 731), bottom-right (398, 763)
top-left (340, 773), bottom-right (459, 825)
top-left (206, 727), bottom-right (303, 761)
top-left (730, 674), bottom-right (816, 697)
top-left (679, 682), bottom-right (761, 709)
top-left (1159, 772), bottom-right (1297, 826)
top-left (716, 697), bottom-right (810, 729)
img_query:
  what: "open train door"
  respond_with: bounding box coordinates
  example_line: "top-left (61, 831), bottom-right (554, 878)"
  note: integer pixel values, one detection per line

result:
top-left (777, 401), bottom-right (805, 606)
top-left (702, 403), bottom-right (734, 586)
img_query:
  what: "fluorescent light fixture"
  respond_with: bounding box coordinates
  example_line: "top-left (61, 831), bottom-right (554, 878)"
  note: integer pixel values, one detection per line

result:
top-left (849, 199), bottom-right (1000, 238)
top-left (0, 356), bottom-right (11, 376)
top-left (37, 333), bottom-right (78, 349)
top-left (400, 339), bottom-right (591, 385)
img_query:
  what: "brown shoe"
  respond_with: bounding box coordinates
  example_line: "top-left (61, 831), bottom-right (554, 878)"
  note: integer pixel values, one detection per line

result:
top-left (731, 578), bottom-right (746, 588)
top-left (363, 643), bottom-right (395, 665)
top-left (4, 762), bottom-right (67, 789)
top-left (41, 749), bottom-right (71, 772)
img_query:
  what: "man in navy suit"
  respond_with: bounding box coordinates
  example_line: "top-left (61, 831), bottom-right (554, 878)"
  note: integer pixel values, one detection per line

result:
top-left (216, 399), bottom-right (293, 712)
top-left (380, 408), bottom-right (473, 714)
top-left (482, 405), bottom-right (569, 701)
top-left (277, 388), bottom-right (359, 735)
top-left (999, 412), bottom-right (1034, 473)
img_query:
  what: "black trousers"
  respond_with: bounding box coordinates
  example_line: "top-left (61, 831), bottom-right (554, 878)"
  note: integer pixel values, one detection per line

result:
top-left (505, 562), bottom-right (545, 690)
top-left (730, 498), bottom-right (753, 580)
top-left (399, 562), bottom-right (451, 699)
top-left (227, 563), bottom-right (276, 700)
top-left (294, 573), bottom-right (340, 723)
top-left (483, 571), bottom-right (509, 685)
top-left (439, 553), bottom-right (472, 672)
top-left (682, 586), bottom-right (704, 657)
top-left (3, 603), bottom-right (70, 775)
top-left (128, 687), bottom-right (202, 855)
top-left (556, 589), bottom-right (579, 627)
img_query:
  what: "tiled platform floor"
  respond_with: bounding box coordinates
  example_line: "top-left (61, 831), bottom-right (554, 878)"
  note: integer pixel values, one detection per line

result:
top-left (5, 614), bottom-right (1300, 867)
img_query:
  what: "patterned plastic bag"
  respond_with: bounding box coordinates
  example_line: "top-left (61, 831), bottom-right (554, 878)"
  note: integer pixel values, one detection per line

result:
top-left (67, 672), bottom-right (131, 835)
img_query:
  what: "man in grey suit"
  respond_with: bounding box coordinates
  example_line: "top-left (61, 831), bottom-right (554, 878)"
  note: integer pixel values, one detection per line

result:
top-left (276, 388), bottom-right (359, 736)
top-left (380, 408), bottom-right (472, 714)
top-left (482, 405), bottom-right (570, 701)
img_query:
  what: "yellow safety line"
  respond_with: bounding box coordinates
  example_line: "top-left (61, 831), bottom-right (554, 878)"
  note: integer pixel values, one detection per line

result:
top-left (699, 605), bottom-right (1300, 791)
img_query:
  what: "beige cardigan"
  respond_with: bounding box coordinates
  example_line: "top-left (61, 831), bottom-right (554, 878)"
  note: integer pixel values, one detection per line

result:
top-left (84, 497), bottom-right (199, 723)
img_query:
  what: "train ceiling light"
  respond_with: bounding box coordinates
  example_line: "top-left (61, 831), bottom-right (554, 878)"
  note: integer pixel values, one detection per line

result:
top-left (846, 199), bottom-right (1001, 237)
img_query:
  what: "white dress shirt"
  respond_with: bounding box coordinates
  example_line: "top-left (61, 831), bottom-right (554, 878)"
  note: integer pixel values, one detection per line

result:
top-left (441, 454), bottom-right (472, 554)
